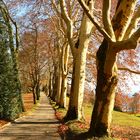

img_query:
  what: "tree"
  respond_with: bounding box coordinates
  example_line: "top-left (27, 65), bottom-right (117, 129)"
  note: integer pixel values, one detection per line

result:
top-left (48, 1), bottom-right (71, 108)
top-left (131, 93), bottom-right (140, 113)
top-left (0, 0), bottom-right (23, 120)
top-left (59, 42), bottom-right (70, 108)
top-left (114, 92), bottom-right (123, 111)
top-left (13, 1), bottom-right (54, 104)
top-left (59, 0), bottom-right (95, 121)
top-left (19, 26), bottom-right (50, 104)
top-left (78, 0), bottom-right (140, 137)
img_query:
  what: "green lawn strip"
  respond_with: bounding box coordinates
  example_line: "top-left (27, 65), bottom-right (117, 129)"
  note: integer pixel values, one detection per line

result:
top-left (53, 100), bottom-right (140, 139)
top-left (83, 103), bottom-right (140, 128)
top-left (112, 111), bottom-right (140, 127)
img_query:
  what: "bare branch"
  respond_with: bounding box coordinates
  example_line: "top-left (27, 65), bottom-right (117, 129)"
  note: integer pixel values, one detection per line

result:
top-left (60, 0), bottom-right (71, 24)
top-left (103, 0), bottom-right (116, 41)
top-left (52, 0), bottom-right (61, 16)
top-left (118, 67), bottom-right (140, 75)
top-left (77, 0), bottom-right (112, 42)
top-left (60, 0), bottom-right (74, 49)
top-left (112, 27), bottom-right (140, 52)
top-left (113, 0), bottom-right (137, 41)
top-left (124, 6), bottom-right (140, 39)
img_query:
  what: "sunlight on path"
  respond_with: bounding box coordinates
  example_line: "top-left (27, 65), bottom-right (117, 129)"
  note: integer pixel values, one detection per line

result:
top-left (0, 92), bottom-right (61, 140)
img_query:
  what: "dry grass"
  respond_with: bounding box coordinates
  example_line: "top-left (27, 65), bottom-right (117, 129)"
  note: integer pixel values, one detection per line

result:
top-left (0, 120), bottom-right (9, 127)
top-left (22, 93), bottom-right (34, 112)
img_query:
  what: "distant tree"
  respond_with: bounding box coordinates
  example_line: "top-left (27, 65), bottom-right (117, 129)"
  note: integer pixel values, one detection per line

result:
top-left (131, 93), bottom-right (140, 113)
top-left (122, 94), bottom-right (132, 112)
top-left (114, 92), bottom-right (123, 111)
top-left (19, 27), bottom-right (49, 104)
top-left (114, 92), bottom-right (135, 112)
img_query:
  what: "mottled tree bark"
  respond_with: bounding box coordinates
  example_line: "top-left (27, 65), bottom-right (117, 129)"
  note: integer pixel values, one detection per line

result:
top-left (89, 40), bottom-right (118, 137)
top-left (87, 0), bottom-right (138, 137)
top-left (59, 44), bottom-right (69, 108)
top-left (64, 0), bottom-right (94, 121)
top-left (51, 65), bottom-right (58, 101)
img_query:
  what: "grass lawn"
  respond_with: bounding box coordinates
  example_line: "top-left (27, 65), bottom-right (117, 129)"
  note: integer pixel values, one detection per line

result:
top-left (112, 111), bottom-right (140, 127)
top-left (55, 102), bottom-right (140, 140)
top-left (83, 103), bottom-right (140, 127)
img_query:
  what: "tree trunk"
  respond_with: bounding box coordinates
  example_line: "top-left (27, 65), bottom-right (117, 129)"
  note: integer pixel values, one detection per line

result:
top-left (88, 40), bottom-right (118, 137)
top-left (88, 0), bottom-right (137, 137)
top-left (51, 65), bottom-right (58, 101)
top-left (56, 65), bottom-right (62, 104)
top-left (35, 83), bottom-right (40, 100)
top-left (59, 44), bottom-right (69, 108)
top-left (48, 72), bottom-right (53, 97)
top-left (33, 88), bottom-right (37, 104)
top-left (66, 50), bottom-right (88, 120)
top-left (59, 74), bottom-right (67, 108)
top-left (64, 1), bottom-right (94, 120)
top-left (64, 61), bottom-right (77, 120)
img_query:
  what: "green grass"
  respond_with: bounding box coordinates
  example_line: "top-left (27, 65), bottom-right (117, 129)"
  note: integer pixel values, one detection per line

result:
top-left (112, 111), bottom-right (140, 127)
top-left (55, 101), bottom-right (140, 139)
top-left (83, 103), bottom-right (140, 128)
top-left (55, 102), bottom-right (140, 140)
top-left (83, 103), bottom-right (92, 116)
top-left (56, 97), bottom-right (140, 128)
top-left (57, 98), bottom-right (140, 128)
